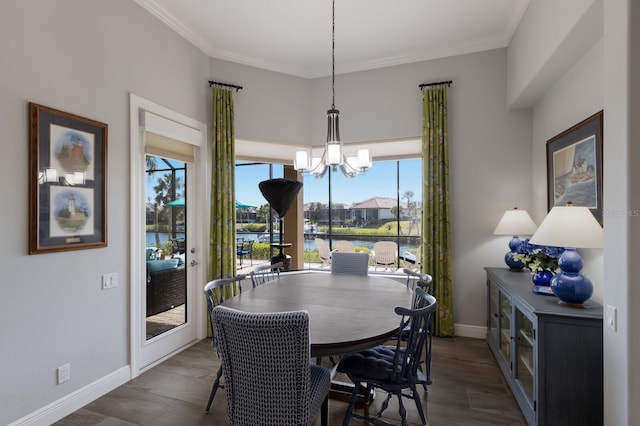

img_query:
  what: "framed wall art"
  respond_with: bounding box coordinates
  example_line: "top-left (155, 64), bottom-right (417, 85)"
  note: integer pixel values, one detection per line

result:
top-left (29, 102), bottom-right (108, 254)
top-left (546, 110), bottom-right (603, 225)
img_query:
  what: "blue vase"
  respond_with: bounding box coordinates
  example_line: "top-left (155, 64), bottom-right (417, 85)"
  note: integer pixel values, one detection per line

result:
top-left (532, 270), bottom-right (553, 286)
top-left (532, 270), bottom-right (554, 295)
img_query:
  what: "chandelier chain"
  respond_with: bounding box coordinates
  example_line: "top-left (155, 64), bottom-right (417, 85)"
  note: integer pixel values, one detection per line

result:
top-left (331, 0), bottom-right (335, 110)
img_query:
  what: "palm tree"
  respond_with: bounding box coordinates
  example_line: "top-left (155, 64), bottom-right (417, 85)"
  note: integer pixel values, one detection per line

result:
top-left (402, 190), bottom-right (415, 234)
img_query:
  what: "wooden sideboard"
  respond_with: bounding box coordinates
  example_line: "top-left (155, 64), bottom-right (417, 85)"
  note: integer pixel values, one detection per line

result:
top-left (485, 267), bottom-right (603, 426)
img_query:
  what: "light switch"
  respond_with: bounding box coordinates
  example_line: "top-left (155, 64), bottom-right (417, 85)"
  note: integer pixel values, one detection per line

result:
top-left (606, 305), bottom-right (617, 331)
top-left (102, 272), bottom-right (118, 290)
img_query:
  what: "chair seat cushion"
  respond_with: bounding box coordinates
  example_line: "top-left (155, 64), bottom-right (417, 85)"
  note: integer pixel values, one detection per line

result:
top-left (337, 345), bottom-right (405, 382)
top-left (147, 258), bottom-right (179, 273)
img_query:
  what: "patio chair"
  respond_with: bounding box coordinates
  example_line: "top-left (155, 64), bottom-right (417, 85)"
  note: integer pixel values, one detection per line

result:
top-left (337, 288), bottom-right (437, 426)
top-left (373, 241), bottom-right (398, 271)
top-left (203, 274), bottom-right (247, 412)
top-left (213, 306), bottom-right (331, 426)
top-left (335, 240), bottom-right (356, 252)
top-left (400, 246), bottom-right (421, 271)
top-left (249, 261), bottom-right (283, 288)
top-left (331, 251), bottom-right (369, 275)
top-left (236, 239), bottom-right (254, 268)
top-left (315, 238), bottom-right (331, 267)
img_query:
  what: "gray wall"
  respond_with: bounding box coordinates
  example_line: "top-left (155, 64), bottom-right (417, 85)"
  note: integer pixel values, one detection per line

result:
top-left (0, 1), bottom-right (209, 423)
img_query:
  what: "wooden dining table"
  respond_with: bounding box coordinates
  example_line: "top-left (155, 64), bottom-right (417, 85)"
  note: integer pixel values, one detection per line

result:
top-left (222, 271), bottom-right (413, 357)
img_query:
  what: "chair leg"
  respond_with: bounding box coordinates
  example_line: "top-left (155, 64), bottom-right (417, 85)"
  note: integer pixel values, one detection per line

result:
top-left (321, 395), bottom-right (328, 426)
top-left (342, 380), bottom-right (361, 426)
top-left (205, 365), bottom-right (223, 412)
top-left (396, 390), bottom-right (408, 426)
top-left (411, 384), bottom-right (427, 425)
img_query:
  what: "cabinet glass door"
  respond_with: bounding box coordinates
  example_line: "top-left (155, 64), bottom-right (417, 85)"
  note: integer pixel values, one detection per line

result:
top-left (515, 307), bottom-right (535, 403)
top-left (488, 282), bottom-right (499, 343)
top-left (499, 291), bottom-right (511, 360)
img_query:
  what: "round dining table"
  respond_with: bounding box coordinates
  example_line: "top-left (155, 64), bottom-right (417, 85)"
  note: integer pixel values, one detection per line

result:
top-left (222, 272), bottom-right (413, 357)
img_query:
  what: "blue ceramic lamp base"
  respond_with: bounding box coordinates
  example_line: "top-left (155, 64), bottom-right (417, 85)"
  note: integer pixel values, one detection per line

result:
top-left (504, 236), bottom-right (525, 271)
top-left (550, 248), bottom-right (593, 308)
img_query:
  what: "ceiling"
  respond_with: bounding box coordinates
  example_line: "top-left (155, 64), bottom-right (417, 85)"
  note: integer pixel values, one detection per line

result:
top-left (134, 0), bottom-right (529, 79)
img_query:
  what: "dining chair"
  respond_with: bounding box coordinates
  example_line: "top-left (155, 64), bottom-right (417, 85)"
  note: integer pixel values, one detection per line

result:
top-left (335, 240), bottom-right (356, 252)
top-left (402, 268), bottom-right (434, 387)
top-left (315, 238), bottom-right (331, 267)
top-left (337, 288), bottom-right (437, 426)
top-left (403, 268), bottom-right (433, 293)
top-left (203, 274), bottom-right (247, 412)
top-left (249, 261), bottom-right (283, 288)
top-left (373, 241), bottom-right (398, 271)
top-left (213, 306), bottom-right (331, 426)
top-left (330, 251), bottom-right (370, 275)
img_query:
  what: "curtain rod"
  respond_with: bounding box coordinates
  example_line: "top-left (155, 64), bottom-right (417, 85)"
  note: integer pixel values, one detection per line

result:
top-left (419, 80), bottom-right (452, 89)
top-left (208, 80), bottom-right (243, 91)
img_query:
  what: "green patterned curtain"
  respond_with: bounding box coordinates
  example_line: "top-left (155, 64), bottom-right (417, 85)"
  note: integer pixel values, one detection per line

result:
top-left (421, 85), bottom-right (454, 337)
top-left (209, 87), bottom-right (238, 298)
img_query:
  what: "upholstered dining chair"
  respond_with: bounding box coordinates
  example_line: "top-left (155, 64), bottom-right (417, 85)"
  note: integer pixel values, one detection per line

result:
top-left (213, 306), bottom-right (331, 426)
top-left (203, 274), bottom-right (247, 412)
top-left (337, 288), bottom-right (437, 426)
top-left (373, 241), bottom-right (398, 271)
top-left (330, 251), bottom-right (370, 275)
top-left (249, 261), bottom-right (283, 288)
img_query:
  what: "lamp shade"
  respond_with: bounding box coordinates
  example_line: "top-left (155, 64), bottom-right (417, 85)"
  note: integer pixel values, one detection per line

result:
top-left (529, 206), bottom-right (603, 248)
top-left (493, 208), bottom-right (537, 236)
top-left (294, 150), bottom-right (309, 170)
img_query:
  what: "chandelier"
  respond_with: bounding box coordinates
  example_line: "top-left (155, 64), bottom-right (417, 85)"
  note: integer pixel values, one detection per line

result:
top-left (294, 0), bottom-right (372, 178)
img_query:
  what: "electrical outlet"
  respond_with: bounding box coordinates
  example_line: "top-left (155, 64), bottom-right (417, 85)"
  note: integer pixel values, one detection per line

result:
top-left (57, 364), bottom-right (70, 384)
top-left (102, 272), bottom-right (118, 290)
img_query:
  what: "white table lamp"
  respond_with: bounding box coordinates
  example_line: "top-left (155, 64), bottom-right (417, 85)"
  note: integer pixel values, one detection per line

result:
top-left (529, 204), bottom-right (603, 307)
top-left (493, 208), bottom-right (538, 271)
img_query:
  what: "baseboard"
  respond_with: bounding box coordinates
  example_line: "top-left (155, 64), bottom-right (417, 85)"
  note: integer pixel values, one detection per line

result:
top-left (8, 366), bottom-right (131, 426)
top-left (454, 323), bottom-right (487, 339)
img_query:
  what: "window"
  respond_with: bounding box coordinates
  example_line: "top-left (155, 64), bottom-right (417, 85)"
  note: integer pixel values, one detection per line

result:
top-left (235, 162), bottom-right (284, 262)
top-left (303, 158), bottom-right (422, 270)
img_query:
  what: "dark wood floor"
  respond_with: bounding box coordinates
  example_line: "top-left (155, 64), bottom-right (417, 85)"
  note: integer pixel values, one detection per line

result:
top-left (56, 336), bottom-right (525, 425)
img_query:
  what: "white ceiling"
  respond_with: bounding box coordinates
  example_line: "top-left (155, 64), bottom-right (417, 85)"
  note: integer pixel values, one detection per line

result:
top-left (134, 0), bottom-right (529, 79)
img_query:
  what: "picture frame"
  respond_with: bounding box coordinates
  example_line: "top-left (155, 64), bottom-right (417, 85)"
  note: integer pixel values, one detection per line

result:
top-left (29, 102), bottom-right (108, 254)
top-left (546, 110), bottom-right (603, 225)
